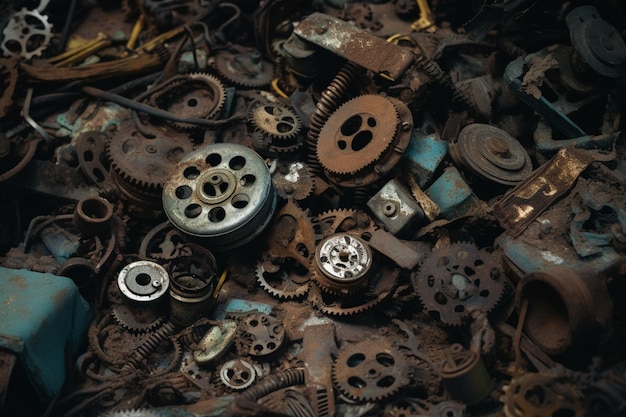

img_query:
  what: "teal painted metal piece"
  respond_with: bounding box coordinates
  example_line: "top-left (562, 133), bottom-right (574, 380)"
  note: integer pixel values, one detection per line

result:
top-left (0, 267), bottom-right (92, 402)
top-left (403, 129), bottom-right (448, 188)
top-left (211, 299), bottom-right (273, 320)
top-left (426, 167), bottom-right (480, 219)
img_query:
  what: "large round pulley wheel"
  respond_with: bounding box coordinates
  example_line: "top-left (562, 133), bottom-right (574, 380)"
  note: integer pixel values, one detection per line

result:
top-left (449, 124), bottom-right (532, 186)
top-left (163, 143), bottom-right (277, 249)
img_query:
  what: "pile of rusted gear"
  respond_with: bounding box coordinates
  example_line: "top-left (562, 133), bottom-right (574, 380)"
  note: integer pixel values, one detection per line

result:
top-left (0, 1), bottom-right (625, 416)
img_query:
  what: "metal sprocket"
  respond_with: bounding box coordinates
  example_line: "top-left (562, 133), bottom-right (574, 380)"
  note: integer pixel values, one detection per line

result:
top-left (1, 8), bottom-right (53, 60)
top-left (111, 305), bottom-right (165, 335)
top-left (149, 73), bottom-right (226, 130)
top-left (411, 242), bottom-right (505, 326)
top-left (332, 338), bottom-right (409, 402)
top-left (250, 103), bottom-right (301, 141)
top-left (256, 259), bottom-right (310, 300)
top-left (215, 51), bottom-right (274, 87)
top-left (107, 122), bottom-right (193, 195)
top-left (316, 94), bottom-right (398, 176)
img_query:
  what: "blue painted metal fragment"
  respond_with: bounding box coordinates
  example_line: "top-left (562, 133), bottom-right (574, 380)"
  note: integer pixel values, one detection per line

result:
top-left (0, 267), bottom-right (92, 402)
top-left (425, 167), bottom-right (481, 219)
top-left (403, 129), bottom-right (448, 188)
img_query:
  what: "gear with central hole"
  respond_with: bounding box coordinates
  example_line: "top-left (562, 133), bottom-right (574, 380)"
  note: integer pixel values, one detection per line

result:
top-left (332, 338), bottom-right (409, 402)
top-left (411, 242), bottom-right (505, 326)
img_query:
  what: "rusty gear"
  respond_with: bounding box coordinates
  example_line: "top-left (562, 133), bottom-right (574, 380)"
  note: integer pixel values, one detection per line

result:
top-left (332, 338), bottom-right (409, 402)
top-left (310, 233), bottom-right (373, 295)
top-left (316, 208), bottom-right (377, 242)
top-left (308, 265), bottom-right (398, 316)
top-left (272, 162), bottom-right (315, 201)
top-left (501, 373), bottom-right (586, 417)
top-left (107, 122), bottom-right (193, 201)
top-left (256, 258), bottom-right (310, 300)
top-left (111, 305), bottom-right (165, 335)
top-left (250, 103), bottom-right (301, 141)
top-left (317, 95), bottom-right (413, 188)
top-left (317, 94), bottom-right (398, 176)
top-left (236, 313), bottom-right (286, 358)
top-left (1, 8), bottom-right (53, 60)
top-left (149, 73), bottom-right (226, 130)
top-left (412, 242), bottom-right (505, 326)
top-left (215, 51), bottom-right (274, 87)
top-left (264, 199), bottom-right (319, 268)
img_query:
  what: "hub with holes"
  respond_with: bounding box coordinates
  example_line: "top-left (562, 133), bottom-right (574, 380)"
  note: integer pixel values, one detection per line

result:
top-left (163, 143), bottom-right (276, 249)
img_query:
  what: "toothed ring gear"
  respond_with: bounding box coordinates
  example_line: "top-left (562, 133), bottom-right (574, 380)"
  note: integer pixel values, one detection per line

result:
top-left (411, 243), bottom-right (505, 326)
top-left (316, 95), bottom-right (413, 187)
top-left (332, 338), bottom-right (409, 402)
top-left (250, 103), bottom-right (302, 154)
top-left (148, 73), bottom-right (226, 130)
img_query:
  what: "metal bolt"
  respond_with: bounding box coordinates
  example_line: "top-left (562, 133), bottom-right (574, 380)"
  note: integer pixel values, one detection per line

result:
top-left (146, 145), bottom-right (157, 154)
top-left (382, 202), bottom-right (397, 217)
top-left (485, 136), bottom-right (510, 158)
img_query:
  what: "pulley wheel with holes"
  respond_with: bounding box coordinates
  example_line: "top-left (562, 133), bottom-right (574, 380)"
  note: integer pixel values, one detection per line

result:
top-left (332, 338), bottom-right (409, 402)
top-left (449, 124), bottom-right (532, 186)
top-left (316, 95), bottom-right (398, 175)
top-left (163, 143), bottom-right (276, 249)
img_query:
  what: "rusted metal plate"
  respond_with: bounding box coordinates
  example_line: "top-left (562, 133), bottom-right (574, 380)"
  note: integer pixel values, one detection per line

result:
top-left (294, 12), bottom-right (415, 80)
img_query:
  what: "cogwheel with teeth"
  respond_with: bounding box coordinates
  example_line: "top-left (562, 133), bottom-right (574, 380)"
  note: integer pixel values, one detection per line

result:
top-left (332, 338), bottom-right (409, 402)
top-left (250, 103), bottom-right (301, 140)
top-left (316, 208), bottom-right (378, 242)
top-left (272, 162), bottom-right (315, 201)
top-left (148, 73), bottom-right (226, 130)
top-left (1, 8), bottom-right (53, 60)
top-left (411, 242), bottom-right (505, 326)
top-left (111, 305), bottom-right (165, 335)
top-left (107, 121), bottom-right (193, 202)
top-left (256, 258), bottom-right (310, 300)
top-left (317, 95), bottom-right (398, 176)
top-left (308, 264), bottom-right (398, 316)
top-left (316, 95), bottom-right (413, 188)
top-left (250, 103), bottom-right (302, 155)
top-left (214, 51), bottom-right (274, 88)
top-left (235, 313), bottom-right (287, 358)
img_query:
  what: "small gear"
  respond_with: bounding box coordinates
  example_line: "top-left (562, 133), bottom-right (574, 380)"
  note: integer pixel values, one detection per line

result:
top-left (236, 313), bottom-right (286, 358)
top-left (272, 162), bottom-right (315, 201)
top-left (1, 8), bottom-right (53, 60)
top-left (107, 122), bottom-right (193, 201)
top-left (256, 259), bottom-right (310, 300)
top-left (316, 208), bottom-right (377, 242)
top-left (149, 73), bottom-right (226, 130)
top-left (111, 305), bottom-right (165, 335)
top-left (215, 50), bottom-right (274, 87)
top-left (316, 95), bottom-right (398, 176)
top-left (250, 103), bottom-right (301, 141)
top-left (332, 338), bottom-right (409, 402)
top-left (411, 242), bottom-right (505, 326)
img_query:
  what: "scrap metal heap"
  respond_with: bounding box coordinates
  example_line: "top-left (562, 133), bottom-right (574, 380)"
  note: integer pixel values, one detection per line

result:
top-left (0, 0), bottom-right (625, 416)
